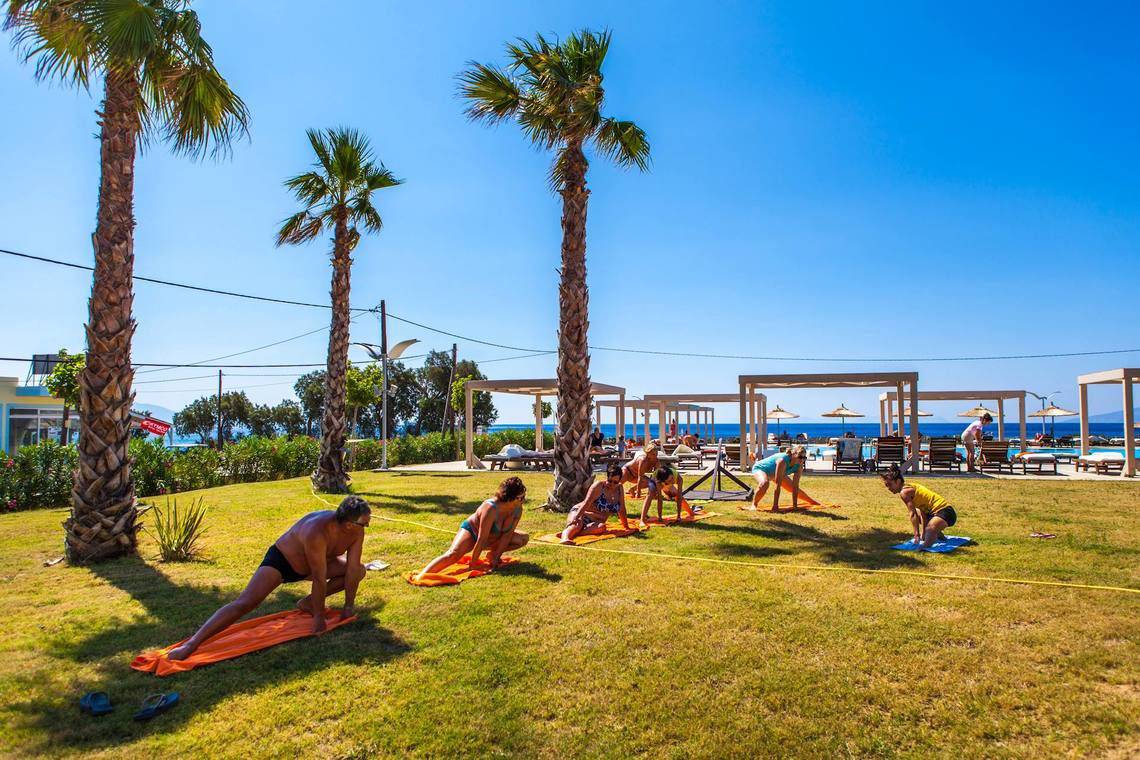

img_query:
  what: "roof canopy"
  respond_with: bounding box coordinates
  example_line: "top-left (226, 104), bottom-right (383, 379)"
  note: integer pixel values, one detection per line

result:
top-left (1077, 368), bottom-right (1140, 385)
top-left (465, 378), bottom-right (625, 396)
top-left (739, 371), bottom-right (918, 389)
top-left (878, 389), bottom-right (1025, 401)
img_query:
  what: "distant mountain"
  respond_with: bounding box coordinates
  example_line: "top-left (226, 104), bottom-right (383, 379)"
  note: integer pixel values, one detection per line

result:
top-left (132, 403), bottom-right (177, 423)
top-left (1088, 409), bottom-right (1140, 423)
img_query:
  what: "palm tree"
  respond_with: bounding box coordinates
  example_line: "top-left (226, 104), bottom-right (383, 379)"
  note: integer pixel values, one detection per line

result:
top-left (459, 30), bottom-right (649, 510)
top-left (5, 0), bottom-right (248, 562)
top-left (276, 128), bottom-right (401, 493)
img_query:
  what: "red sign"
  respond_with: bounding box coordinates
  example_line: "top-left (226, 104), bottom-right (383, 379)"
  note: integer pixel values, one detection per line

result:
top-left (138, 417), bottom-right (172, 436)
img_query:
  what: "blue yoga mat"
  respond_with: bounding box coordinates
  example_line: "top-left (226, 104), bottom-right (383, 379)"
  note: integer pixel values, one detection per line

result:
top-left (891, 536), bottom-right (972, 553)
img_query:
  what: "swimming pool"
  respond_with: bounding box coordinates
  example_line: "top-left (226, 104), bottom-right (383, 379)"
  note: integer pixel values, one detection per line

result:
top-left (806, 444), bottom-right (1131, 460)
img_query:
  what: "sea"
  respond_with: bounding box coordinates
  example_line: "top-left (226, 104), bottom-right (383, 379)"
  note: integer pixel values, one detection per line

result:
top-left (488, 421), bottom-right (1130, 442)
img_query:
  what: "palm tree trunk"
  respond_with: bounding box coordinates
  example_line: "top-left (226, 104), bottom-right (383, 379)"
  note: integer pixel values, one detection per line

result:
top-left (549, 144), bottom-right (594, 511)
top-left (313, 215), bottom-right (352, 492)
top-left (66, 70), bottom-right (141, 562)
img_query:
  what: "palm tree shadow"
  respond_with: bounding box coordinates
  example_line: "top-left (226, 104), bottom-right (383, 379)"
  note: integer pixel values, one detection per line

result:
top-left (694, 519), bottom-right (925, 569)
top-left (15, 557), bottom-right (410, 753)
top-left (497, 560), bottom-right (562, 583)
top-left (352, 490), bottom-right (469, 515)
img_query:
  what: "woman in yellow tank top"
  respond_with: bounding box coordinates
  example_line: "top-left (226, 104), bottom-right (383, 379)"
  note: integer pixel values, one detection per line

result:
top-left (880, 464), bottom-right (958, 548)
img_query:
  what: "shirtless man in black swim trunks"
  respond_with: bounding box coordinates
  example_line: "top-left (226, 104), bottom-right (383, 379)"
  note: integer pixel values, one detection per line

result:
top-left (167, 496), bottom-right (370, 661)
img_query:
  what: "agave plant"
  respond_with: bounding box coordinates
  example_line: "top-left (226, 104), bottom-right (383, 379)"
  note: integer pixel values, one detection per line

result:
top-left (146, 496), bottom-right (208, 562)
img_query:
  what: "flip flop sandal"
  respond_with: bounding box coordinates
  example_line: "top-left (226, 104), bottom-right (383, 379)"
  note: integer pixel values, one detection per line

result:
top-left (1029, 532), bottom-right (1057, 539)
top-left (79, 691), bottom-right (113, 717)
top-left (133, 692), bottom-right (180, 722)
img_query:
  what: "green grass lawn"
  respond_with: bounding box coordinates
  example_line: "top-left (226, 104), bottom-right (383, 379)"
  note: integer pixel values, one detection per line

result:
top-left (1, 471), bottom-right (1137, 758)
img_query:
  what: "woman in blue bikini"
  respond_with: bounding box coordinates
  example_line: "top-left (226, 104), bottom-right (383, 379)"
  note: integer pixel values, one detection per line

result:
top-left (560, 463), bottom-right (632, 542)
top-left (415, 476), bottom-right (529, 577)
top-left (750, 445), bottom-right (808, 512)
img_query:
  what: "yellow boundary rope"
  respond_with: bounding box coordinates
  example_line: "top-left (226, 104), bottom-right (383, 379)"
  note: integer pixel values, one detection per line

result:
top-left (314, 489), bottom-right (1140, 596)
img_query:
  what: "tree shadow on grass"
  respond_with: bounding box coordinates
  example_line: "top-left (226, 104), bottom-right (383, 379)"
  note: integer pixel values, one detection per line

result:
top-left (693, 519), bottom-right (924, 569)
top-left (353, 490), bottom-right (469, 516)
top-left (710, 541), bottom-right (794, 559)
top-left (15, 556), bottom-right (410, 754)
top-left (496, 560), bottom-right (562, 583)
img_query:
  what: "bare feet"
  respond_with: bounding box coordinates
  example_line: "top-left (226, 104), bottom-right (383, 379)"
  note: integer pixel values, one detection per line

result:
top-left (166, 643), bottom-right (196, 661)
top-left (296, 596), bottom-right (316, 615)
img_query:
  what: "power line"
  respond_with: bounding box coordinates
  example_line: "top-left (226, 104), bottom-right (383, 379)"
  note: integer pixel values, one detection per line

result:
top-left (0, 248), bottom-right (377, 312)
top-left (386, 311), bottom-right (548, 352)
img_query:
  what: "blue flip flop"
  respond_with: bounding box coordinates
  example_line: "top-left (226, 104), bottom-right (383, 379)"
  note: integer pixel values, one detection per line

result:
top-left (79, 691), bottom-right (113, 717)
top-left (133, 692), bottom-right (180, 721)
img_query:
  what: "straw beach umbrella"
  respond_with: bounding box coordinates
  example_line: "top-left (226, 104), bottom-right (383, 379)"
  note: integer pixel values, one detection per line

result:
top-left (957, 405), bottom-right (997, 419)
top-left (1028, 404), bottom-right (1077, 439)
top-left (821, 403), bottom-right (864, 435)
top-left (766, 405), bottom-right (799, 437)
top-left (895, 407), bottom-right (932, 434)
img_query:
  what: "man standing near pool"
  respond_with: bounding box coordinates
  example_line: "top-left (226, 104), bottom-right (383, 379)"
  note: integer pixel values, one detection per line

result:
top-left (961, 412), bottom-right (993, 472)
top-left (166, 496), bottom-right (370, 660)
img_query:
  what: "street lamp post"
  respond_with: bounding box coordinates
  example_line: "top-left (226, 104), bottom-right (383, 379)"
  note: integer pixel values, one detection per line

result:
top-left (1028, 390), bottom-right (1062, 436)
top-left (355, 300), bottom-right (418, 471)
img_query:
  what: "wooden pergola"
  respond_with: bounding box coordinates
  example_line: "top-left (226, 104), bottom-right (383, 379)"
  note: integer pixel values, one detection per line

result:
top-left (463, 378), bottom-right (626, 468)
top-left (642, 393), bottom-right (756, 446)
top-left (738, 372), bottom-right (920, 470)
top-left (877, 390), bottom-right (1027, 444)
top-left (594, 399), bottom-right (713, 442)
top-left (1077, 368), bottom-right (1138, 477)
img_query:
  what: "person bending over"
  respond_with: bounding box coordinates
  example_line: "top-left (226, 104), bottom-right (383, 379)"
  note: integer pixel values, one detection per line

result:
top-left (561, 464), bottom-right (631, 542)
top-left (168, 496), bottom-right (370, 660)
top-left (621, 442), bottom-right (660, 498)
top-left (417, 477), bottom-right (529, 576)
top-left (640, 464), bottom-right (695, 524)
top-left (880, 464), bottom-right (958, 548)
top-left (751, 445), bottom-right (807, 512)
top-left (961, 412), bottom-right (992, 472)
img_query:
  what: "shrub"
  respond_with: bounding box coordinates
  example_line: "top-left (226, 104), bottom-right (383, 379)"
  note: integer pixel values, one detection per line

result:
top-left (145, 496), bottom-right (208, 562)
top-left (130, 438), bottom-right (174, 496)
top-left (169, 447), bottom-right (223, 492)
top-left (0, 440), bottom-right (77, 510)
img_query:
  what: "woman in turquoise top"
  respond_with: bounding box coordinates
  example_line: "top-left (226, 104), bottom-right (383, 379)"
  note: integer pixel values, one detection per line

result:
top-left (750, 445), bottom-right (807, 512)
top-left (415, 476), bottom-right (529, 576)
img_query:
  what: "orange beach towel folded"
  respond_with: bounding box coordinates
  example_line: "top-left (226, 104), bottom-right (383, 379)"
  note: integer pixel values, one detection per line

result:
top-left (130, 608), bottom-right (357, 677)
top-left (535, 523), bottom-right (648, 546)
top-left (404, 554), bottom-right (519, 587)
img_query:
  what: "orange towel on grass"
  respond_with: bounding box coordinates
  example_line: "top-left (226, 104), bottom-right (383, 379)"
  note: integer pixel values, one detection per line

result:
top-left (130, 608), bottom-right (356, 677)
top-left (643, 511), bottom-right (719, 526)
top-left (739, 480), bottom-right (839, 510)
top-left (404, 554), bottom-right (519, 587)
top-left (535, 523), bottom-right (648, 546)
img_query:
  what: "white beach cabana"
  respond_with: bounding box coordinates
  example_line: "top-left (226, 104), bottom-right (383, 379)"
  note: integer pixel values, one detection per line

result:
top-left (1076, 368), bottom-right (1138, 477)
top-left (463, 378), bottom-right (625, 468)
top-left (878, 390), bottom-right (1028, 445)
top-left (740, 372), bottom-right (921, 469)
top-left (593, 398), bottom-right (712, 442)
top-left (642, 392), bottom-right (766, 449)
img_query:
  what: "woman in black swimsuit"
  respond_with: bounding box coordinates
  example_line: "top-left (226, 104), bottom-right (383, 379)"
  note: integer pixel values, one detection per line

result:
top-left (560, 464), bottom-right (631, 542)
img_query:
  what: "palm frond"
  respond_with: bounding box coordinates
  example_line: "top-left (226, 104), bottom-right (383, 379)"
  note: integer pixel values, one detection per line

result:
top-left (155, 59), bottom-right (250, 158)
top-left (276, 210), bottom-right (324, 247)
top-left (548, 146), bottom-right (590, 192)
top-left (593, 117), bottom-right (650, 171)
top-left (4, 0), bottom-right (96, 87)
top-left (283, 170), bottom-right (332, 208)
top-left (364, 164), bottom-right (403, 192)
top-left (457, 62), bottom-right (522, 123)
top-left (349, 194), bottom-right (384, 234)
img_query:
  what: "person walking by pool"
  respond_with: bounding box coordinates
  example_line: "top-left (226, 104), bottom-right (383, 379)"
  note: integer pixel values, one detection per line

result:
top-left (961, 412), bottom-right (993, 472)
top-left (750, 445), bottom-right (807, 512)
top-left (561, 464), bottom-right (631, 542)
top-left (880, 464), bottom-right (958, 548)
top-left (589, 426), bottom-right (606, 451)
top-left (416, 477), bottom-right (529, 577)
top-left (167, 496), bottom-right (371, 661)
top-left (621, 441), bottom-right (660, 498)
top-left (639, 463), bottom-right (695, 524)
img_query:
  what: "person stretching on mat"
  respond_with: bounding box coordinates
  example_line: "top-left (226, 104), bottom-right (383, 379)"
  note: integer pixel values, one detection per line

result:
top-left (640, 464), bottom-right (697, 524)
top-left (621, 441), bottom-right (660, 498)
top-left (416, 476), bottom-right (530, 576)
top-left (961, 412), bottom-right (992, 472)
top-left (750, 445), bottom-right (807, 512)
top-left (880, 464), bottom-right (958, 548)
top-left (167, 496), bottom-right (371, 661)
top-left (561, 464), bottom-right (632, 542)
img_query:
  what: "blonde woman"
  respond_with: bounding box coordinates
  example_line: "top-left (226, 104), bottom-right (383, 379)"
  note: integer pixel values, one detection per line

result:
top-left (750, 445), bottom-right (808, 512)
top-left (621, 441), bottom-right (660, 498)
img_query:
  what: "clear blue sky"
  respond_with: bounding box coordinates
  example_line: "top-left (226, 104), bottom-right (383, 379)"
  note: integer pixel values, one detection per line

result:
top-left (2, 1), bottom-right (1138, 424)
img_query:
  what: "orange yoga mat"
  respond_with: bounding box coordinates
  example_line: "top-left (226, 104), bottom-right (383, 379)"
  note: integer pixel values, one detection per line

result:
top-left (131, 608), bottom-right (357, 677)
top-left (739, 480), bottom-right (839, 510)
top-left (535, 523), bottom-right (648, 546)
top-left (405, 554), bottom-right (519, 587)
top-left (643, 511), bottom-right (719, 526)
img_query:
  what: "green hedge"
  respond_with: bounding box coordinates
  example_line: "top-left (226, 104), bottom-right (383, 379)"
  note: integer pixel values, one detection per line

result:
top-left (3, 428), bottom-right (555, 510)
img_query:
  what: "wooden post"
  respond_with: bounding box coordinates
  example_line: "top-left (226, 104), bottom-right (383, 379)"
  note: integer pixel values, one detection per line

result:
top-left (1018, 393), bottom-right (1027, 461)
top-left (618, 394), bottom-right (625, 444)
top-left (711, 408), bottom-right (716, 443)
top-left (465, 384), bottom-right (475, 467)
top-left (760, 395), bottom-right (768, 456)
top-left (443, 343), bottom-right (458, 438)
top-left (1123, 379), bottom-right (1135, 477)
top-left (1079, 382), bottom-right (1090, 456)
top-left (896, 382), bottom-right (905, 435)
top-left (909, 381), bottom-right (920, 468)
top-left (738, 384), bottom-right (747, 469)
top-left (658, 401), bottom-right (667, 442)
top-left (216, 370), bottom-right (224, 450)
top-left (644, 403), bottom-right (650, 445)
top-left (534, 395), bottom-right (543, 451)
top-left (997, 398), bottom-right (1005, 441)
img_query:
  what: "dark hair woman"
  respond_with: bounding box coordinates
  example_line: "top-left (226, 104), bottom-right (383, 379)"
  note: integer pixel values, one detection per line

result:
top-left (560, 464), bottom-right (631, 543)
top-left (414, 477), bottom-right (529, 578)
top-left (880, 464), bottom-right (959, 548)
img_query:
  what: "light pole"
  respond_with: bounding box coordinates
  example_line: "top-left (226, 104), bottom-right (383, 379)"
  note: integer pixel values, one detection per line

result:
top-left (1028, 390), bottom-right (1061, 435)
top-left (355, 300), bottom-right (418, 471)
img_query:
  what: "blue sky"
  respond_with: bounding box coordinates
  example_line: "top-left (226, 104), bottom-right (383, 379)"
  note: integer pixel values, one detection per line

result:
top-left (2, 1), bottom-right (1138, 424)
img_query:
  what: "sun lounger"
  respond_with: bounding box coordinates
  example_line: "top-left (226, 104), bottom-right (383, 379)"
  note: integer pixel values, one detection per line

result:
top-left (483, 453), bottom-right (554, 471)
top-left (1076, 452), bottom-right (1125, 475)
top-left (669, 444), bottom-right (703, 469)
top-left (1018, 452), bottom-right (1058, 475)
top-left (978, 440), bottom-right (1014, 473)
top-left (871, 436), bottom-right (907, 471)
top-left (925, 437), bottom-right (961, 472)
top-left (832, 437), bottom-right (865, 472)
